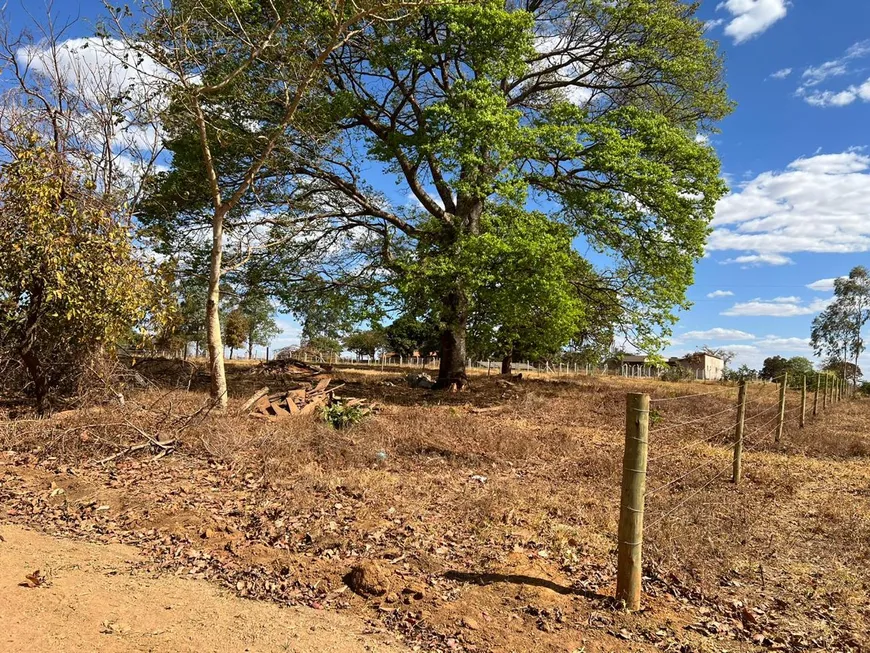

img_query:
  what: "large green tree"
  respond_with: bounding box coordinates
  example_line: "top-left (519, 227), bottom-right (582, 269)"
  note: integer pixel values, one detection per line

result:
top-left (129, 0), bottom-right (430, 408)
top-left (293, 0), bottom-right (730, 387)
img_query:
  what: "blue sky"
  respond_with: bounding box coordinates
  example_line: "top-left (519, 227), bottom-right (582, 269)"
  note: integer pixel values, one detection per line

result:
top-left (663, 0), bottom-right (870, 369)
top-left (11, 0), bottom-right (870, 367)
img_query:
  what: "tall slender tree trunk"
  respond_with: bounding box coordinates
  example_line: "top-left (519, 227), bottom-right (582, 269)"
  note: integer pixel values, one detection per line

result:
top-left (501, 350), bottom-right (513, 375)
top-left (206, 207), bottom-right (228, 410)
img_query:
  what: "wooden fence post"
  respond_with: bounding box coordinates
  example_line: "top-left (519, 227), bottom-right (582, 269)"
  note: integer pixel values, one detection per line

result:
top-left (775, 373), bottom-right (787, 443)
top-left (800, 375), bottom-right (807, 428)
top-left (813, 373), bottom-right (819, 416)
top-left (823, 374), bottom-right (828, 410)
top-left (616, 393), bottom-right (649, 611)
top-left (733, 380), bottom-right (746, 484)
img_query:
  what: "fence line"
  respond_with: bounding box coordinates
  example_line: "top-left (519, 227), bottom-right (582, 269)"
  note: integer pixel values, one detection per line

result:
top-left (614, 372), bottom-right (852, 610)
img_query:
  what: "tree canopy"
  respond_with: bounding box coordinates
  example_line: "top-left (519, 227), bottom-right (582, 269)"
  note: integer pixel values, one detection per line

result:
top-left (292, 0), bottom-right (730, 385)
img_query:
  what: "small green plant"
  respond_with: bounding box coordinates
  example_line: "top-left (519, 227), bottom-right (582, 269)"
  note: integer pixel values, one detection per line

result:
top-left (320, 400), bottom-right (371, 429)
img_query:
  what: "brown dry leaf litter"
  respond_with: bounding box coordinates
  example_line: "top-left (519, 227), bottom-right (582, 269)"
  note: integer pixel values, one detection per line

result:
top-left (0, 363), bottom-right (867, 652)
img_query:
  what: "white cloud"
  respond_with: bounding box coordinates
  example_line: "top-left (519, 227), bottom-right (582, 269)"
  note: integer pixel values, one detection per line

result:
top-left (801, 40), bottom-right (870, 88)
top-left (709, 150), bottom-right (870, 256)
top-left (755, 335), bottom-right (812, 351)
top-left (721, 253), bottom-right (794, 267)
top-left (721, 296), bottom-right (832, 317)
top-left (717, 0), bottom-right (788, 44)
top-left (806, 277), bottom-right (846, 291)
top-left (769, 67), bottom-right (792, 80)
top-left (706, 290), bottom-right (735, 298)
top-left (680, 328), bottom-right (756, 341)
top-left (797, 41), bottom-right (870, 107)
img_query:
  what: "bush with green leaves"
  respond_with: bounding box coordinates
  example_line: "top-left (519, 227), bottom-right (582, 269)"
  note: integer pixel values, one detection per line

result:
top-left (0, 140), bottom-right (159, 411)
top-left (320, 401), bottom-right (371, 429)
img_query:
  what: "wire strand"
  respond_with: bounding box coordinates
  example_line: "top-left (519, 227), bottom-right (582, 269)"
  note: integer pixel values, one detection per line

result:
top-left (646, 428), bottom-right (780, 531)
top-left (647, 420), bottom-right (738, 464)
top-left (647, 440), bottom-right (738, 494)
top-left (649, 404), bottom-right (737, 435)
top-left (650, 386), bottom-right (736, 403)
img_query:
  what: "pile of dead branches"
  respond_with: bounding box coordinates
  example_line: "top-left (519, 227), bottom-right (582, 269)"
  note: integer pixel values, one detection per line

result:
top-left (249, 358), bottom-right (331, 377)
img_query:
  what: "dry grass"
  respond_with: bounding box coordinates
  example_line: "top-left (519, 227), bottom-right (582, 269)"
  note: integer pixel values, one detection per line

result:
top-left (1, 366), bottom-right (868, 652)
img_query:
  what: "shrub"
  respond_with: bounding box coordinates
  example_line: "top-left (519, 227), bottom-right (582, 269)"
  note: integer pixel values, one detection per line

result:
top-left (321, 401), bottom-right (371, 429)
top-left (0, 140), bottom-right (159, 411)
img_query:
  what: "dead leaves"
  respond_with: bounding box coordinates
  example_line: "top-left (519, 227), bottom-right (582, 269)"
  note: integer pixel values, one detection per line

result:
top-left (19, 569), bottom-right (47, 588)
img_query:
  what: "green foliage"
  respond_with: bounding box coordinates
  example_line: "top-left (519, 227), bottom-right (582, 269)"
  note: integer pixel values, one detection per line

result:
top-left (223, 309), bottom-right (249, 357)
top-left (761, 356), bottom-right (814, 387)
top-left (0, 140), bottom-right (158, 407)
top-left (383, 314), bottom-right (440, 358)
top-left (823, 359), bottom-right (862, 382)
top-left (300, 336), bottom-right (342, 357)
top-left (343, 0), bottom-right (729, 370)
top-left (144, 0), bottom-right (732, 381)
top-left (811, 266), bottom-right (870, 377)
top-left (722, 365), bottom-right (758, 382)
top-left (344, 330), bottom-right (387, 359)
top-left (320, 400), bottom-right (371, 429)
top-left (237, 285), bottom-right (280, 357)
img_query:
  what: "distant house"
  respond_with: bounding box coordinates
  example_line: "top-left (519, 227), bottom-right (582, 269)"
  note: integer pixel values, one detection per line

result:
top-left (669, 352), bottom-right (725, 381)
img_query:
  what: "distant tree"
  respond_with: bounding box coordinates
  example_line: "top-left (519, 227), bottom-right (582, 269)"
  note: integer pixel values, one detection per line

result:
top-left (812, 266), bottom-right (870, 390)
top-left (223, 310), bottom-right (249, 360)
top-left (300, 336), bottom-right (343, 359)
top-left (822, 358), bottom-right (862, 383)
top-left (785, 356), bottom-right (814, 382)
top-left (701, 346), bottom-right (736, 366)
top-left (760, 356), bottom-right (789, 382)
top-left (237, 290), bottom-right (280, 359)
top-left (384, 314), bottom-right (440, 359)
top-left (723, 364), bottom-right (758, 382)
top-left (344, 330), bottom-right (387, 360)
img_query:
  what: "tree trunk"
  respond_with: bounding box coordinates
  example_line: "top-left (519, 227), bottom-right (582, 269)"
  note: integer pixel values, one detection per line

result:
top-left (435, 289), bottom-right (468, 389)
top-left (19, 282), bottom-right (47, 413)
top-left (206, 208), bottom-right (228, 410)
top-left (20, 349), bottom-right (47, 415)
top-left (229, 348), bottom-right (234, 360)
top-left (248, 339), bottom-right (253, 360)
top-left (501, 351), bottom-right (513, 375)
top-left (434, 193), bottom-right (481, 390)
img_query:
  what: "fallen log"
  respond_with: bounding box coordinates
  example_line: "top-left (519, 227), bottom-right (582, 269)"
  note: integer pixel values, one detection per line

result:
top-left (240, 387), bottom-right (270, 412)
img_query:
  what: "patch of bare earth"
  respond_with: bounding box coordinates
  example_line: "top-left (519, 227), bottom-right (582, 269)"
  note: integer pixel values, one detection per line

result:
top-left (1, 364), bottom-right (868, 652)
top-left (0, 524), bottom-right (406, 652)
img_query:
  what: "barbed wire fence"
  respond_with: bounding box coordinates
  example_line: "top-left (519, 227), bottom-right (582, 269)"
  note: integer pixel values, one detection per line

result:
top-left (614, 372), bottom-right (852, 610)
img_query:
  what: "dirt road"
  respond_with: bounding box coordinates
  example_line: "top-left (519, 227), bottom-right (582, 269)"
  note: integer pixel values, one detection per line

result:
top-left (0, 524), bottom-right (407, 653)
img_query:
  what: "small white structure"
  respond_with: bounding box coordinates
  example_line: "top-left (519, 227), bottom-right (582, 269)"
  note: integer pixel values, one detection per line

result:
top-left (669, 352), bottom-right (725, 381)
